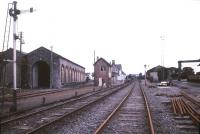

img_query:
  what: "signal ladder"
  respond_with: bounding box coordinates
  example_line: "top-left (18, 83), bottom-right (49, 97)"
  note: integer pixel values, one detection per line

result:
top-left (2, 3), bottom-right (13, 52)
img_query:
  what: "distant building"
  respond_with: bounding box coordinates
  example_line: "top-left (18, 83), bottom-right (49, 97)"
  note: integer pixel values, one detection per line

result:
top-left (111, 60), bottom-right (126, 85)
top-left (149, 72), bottom-right (159, 82)
top-left (167, 67), bottom-right (179, 80)
top-left (0, 47), bottom-right (85, 89)
top-left (93, 58), bottom-right (112, 87)
top-left (147, 65), bottom-right (166, 82)
top-left (147, 65), bottom-right (178, 82)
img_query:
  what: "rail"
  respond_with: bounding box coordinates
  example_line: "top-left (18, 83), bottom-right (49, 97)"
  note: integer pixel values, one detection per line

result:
top-left (1, 84), bottom-right (129, 125)
top-left (94, 84), bottom-right (133, 134)
top-left (181, 91), bottom-right (200, 107)
top-left (0, 83), bottom-right (131, 134)
top-left (140, 83), bottom-right (155, 134)
top-left (171, 97), bottom-right (200, 125)
top-left (25, 83), bottom-right (130, 134)
top-left (94, 82), bottom-right (156, 134)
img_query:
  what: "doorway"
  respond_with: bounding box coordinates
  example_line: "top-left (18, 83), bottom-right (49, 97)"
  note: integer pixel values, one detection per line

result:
top-left (32, 61), bottom-right (50, 88)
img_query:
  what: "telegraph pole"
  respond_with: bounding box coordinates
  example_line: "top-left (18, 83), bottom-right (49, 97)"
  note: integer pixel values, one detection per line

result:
top-left (19, 32), bottom-right (24, 89)
top-left (160, 35), bottom-right (165, 81)
top-left (9, 1), bottom-right (34, 112)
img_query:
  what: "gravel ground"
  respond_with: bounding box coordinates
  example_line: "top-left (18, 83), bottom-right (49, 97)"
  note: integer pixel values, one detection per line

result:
top-left (173, 81), bottom-right (200, 99)
top-left (143, 81), bottom-right (181, 133)
top-left (144, 80), bottom-right (199, 134)
top-left (38, 83), bottom-right (134, 134)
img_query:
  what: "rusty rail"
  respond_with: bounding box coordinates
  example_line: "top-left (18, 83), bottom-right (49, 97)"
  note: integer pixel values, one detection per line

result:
top-left (94, 82), bottom-right (156, 134)
top-left (181, 91), bottom-right (200, 108)
top-left (171, 97), bottom-right (200, 125)
top-left (140, 84), bottom-right (155, 134)
top-left (94, 85), bottom-right (133, 134)
top-left (25, 83), bottom-right (131, 134)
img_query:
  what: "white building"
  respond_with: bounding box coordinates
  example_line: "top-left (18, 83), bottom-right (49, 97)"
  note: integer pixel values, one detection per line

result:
top-left (111, 60), bottom-right (126, 85)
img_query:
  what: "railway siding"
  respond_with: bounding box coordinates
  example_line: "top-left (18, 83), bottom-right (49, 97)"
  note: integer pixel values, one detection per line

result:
top-left (145, 81), bottom-right (199, 134)
top-left (1, 86), bottom-right (100, 116)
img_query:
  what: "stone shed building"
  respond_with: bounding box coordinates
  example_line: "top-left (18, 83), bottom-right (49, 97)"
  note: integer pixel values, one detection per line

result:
top-left (94, 58), bottom-right (111, 87)
top-left (146, 65), bottom-right (178, 82)
top-left (0, 47), bottom-right (85, 89)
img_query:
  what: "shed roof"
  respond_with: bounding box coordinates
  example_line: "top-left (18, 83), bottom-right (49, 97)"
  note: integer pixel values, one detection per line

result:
top-left (27, 46), bottom-right (85, 69)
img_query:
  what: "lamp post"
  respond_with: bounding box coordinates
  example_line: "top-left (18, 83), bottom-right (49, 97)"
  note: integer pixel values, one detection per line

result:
top-left (144, 64), bottom-right (147, 86)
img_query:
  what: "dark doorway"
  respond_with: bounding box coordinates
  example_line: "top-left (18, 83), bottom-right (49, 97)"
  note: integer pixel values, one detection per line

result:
top-left (33, 61), bottom-right (50, 88)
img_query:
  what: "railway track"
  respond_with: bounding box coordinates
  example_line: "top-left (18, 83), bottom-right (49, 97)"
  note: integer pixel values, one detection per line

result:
top-left (94, 81), bottom-right (155, 134)
top-left (1, 83), bottom-right (130, 134)
top-left (0, 86), bottom-right (103, 119)
top-left (31, 81), bottom-right (135, 133)
top-left (0, 85), bottom-right (94, 102)
top-left (1, 86), bottom-right (105, 123)
top-left (170, 91), bottom-right (200, 133)
top-left (181, 91), bottom-right (200, 108)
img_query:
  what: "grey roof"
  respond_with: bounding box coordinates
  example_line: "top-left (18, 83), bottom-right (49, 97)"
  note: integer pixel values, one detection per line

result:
top-left (122, 71), bottom-right (126, 75)
top-left (28, 46), bottom-right (85, 69)
top-left (0, 47), bottom-right (85, 69)
top-left (116, 64), bottom-right (122, 70)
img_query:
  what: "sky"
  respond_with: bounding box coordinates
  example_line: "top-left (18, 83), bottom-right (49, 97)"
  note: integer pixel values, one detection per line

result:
top-left (0, 0), bottom-right (200, 74)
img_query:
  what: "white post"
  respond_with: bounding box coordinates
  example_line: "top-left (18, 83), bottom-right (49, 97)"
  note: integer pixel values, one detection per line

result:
top-left (9, 1), bottom-right (19, 112)
top-left (13, 20), bottom-right (17, 91)
top-left (9, 1), bottom-right (34, 112)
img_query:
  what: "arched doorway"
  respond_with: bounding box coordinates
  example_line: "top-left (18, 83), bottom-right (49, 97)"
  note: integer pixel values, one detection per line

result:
top-left (32, 61), bottom-right (50, 88)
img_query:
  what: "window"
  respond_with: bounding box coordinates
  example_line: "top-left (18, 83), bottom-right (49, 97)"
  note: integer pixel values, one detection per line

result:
top-left (61, 65), bottom-right (65, 83)
top-left (101, 66), bottom-right (106, 71)
top-left (65, 67), bottom-right (68, 83)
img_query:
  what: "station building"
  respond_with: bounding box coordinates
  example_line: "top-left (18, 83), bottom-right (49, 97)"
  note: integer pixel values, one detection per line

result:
top-left (94, 58), bottom-right (126, 87)
top-left (0, 46), bottom-right (85, 89)
top-left (94, 58), bottom-right (112, 87)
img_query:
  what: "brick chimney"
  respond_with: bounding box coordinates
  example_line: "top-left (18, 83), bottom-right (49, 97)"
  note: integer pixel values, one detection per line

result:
top-left (112, 60), bottom-right (115, 65)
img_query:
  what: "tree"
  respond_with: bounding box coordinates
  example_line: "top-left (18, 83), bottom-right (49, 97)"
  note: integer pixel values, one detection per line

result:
top-left (181, 67), bottom-right (194, 79)
top-left (196, 72), bottom-right (200, 76)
